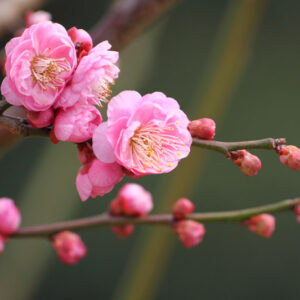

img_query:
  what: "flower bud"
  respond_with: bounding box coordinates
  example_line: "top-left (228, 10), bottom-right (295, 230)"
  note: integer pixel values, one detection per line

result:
top-left (0, 198), bottom-right (21, 235)
top-left (246, 214), bottom-right (275, 238)
top-left (232, 150), bottom-right (261, 176)
top-left (111, 225), bottom-right (134, 238)
top-left (26, 108), bottom-right (54, 128)
top-left (25, 11), bottom-right (52, 27)
top-left (68, 27), bottom-right (93, 60)
top-left (52, 231), bottom-right (87, 265)
top-left (294, 204), bottom-right (300, 223)
top-left (279, 145), bottom-right (300, 171)
top-left (174, 220), bottom-right (205, 248)
top-left (109, 198), bottom-right (123, 216)
top-left (77, 143), bottom-right (95, 165)
top-left (54, 104), bottom-right (102, 143)
top-left (118, 183), bottom-right (153, 217)
top-left (173, 198), bottom-right (195, 220)
top-left (188, 118), bottom-right (216, 140)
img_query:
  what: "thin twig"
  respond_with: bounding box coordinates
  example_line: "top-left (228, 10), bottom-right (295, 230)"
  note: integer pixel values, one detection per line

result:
top-left (12, 198), bottom-right (300, 238)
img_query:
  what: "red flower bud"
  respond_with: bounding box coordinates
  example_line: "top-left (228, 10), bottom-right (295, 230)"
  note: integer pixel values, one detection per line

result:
top-left (173, 198), bottom-right (195, 220)
top-left (232, 150), bottom-right (261, 176)
top-left (174, 220), bottom-right (205, 248)
top-left (0, 198), bottom-right (21, 235)
top-left (246, 214), bottom-right (275, 238)
top-left (52, 231), bottom-right (87, 265)
top-left (279, 145), bottom-right (300, 171)
top-left (111, 225), bottom-right (134, 238)
top-left (188, 118), bottom-right (216, 140)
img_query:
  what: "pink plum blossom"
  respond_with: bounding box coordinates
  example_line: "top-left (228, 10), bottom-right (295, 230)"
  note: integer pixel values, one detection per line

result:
top-left (55, 41), bottom-right (119, 109)
top-left (25, 11), bottom-right (52, 27)
top-left (279, 145), bottom-right (300, 171)
top-left (26, 108), bottom-right (54, 128)
top-left (232, 150), bottom-right (261, 176)
top-left (93, 91), bottom-right (192, 176)
top-left (118, 183), bottom-right (153, 217)
top-left (173, 198), bottom-right (195, 220)
top-left (247, 214), bottom-right (275, 238)
top-left (0, 198), bottom-right (21, 235)
top-left (68, 27), bottom-right (93, 60)
top-left (52, 231), bottom-right (87, 265)
top-left (188, 118), bottom-right (216, 140)
top-left (1, 21), bottom-right (77, 112)
top-left (174, 220), bottom-right (206, 248)
top-left (76, 158), bottom-right (124, 201)
top-left (54, 103), bottom-right (102, 143)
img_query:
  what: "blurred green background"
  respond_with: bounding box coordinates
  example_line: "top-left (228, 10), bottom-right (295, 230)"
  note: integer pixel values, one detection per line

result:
top-left (1, 0), bottom-right (300, 299)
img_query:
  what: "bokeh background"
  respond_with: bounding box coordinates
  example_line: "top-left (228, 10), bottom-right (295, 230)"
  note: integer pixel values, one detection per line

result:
top-left (0, 0), bottom-right (300, 299)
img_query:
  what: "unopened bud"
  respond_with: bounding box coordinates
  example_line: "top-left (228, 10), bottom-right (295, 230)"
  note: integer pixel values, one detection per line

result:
top-left (52, 231), bottom-right (87, 265)
top-left (109, 198), bottom-right (123, 216)
top-left (119, 183), bottom-right (153, 217)
top-left (68, 27), bottom-right (93, 60)
top-left (26, 108), bottom-right (54, 128)
top-left (188, 118), bottom-right (216, 140)
top-left (111, 225), bottom-right (134, 238)
top-left (173, 198), bottom-right (195, 220)
top-left (246, 214), bottom-right (275, 238)
top-left (0, 198), bottom-right (21, 235)
top-left (294, 204), bottom-right (300, 223)
top-left (278, 145), bottom-right (300, 171)
top-left (232, 150), bottom-right (261, 176)
top-left (174, 220), bottom-right (205, 248)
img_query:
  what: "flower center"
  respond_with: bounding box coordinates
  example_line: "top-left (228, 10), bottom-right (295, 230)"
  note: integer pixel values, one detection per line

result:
top-left (130, 121), bottom-right (184, 173)
top-left (30, 55), bottom-right (70, 90)
top-left (92, 78), bottom-right (112, 107)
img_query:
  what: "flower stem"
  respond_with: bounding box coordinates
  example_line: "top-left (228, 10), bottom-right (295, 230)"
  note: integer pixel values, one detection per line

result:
top-left (12, 197), bottom-right (300, 238)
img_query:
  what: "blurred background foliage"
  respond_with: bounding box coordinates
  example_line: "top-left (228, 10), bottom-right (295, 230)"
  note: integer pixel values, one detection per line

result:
top-left (0, 0), bottom-right (300, 299)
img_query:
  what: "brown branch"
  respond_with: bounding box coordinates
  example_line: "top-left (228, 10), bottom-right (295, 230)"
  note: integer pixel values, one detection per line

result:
top-left (12, 198), bottom-right (300, 238)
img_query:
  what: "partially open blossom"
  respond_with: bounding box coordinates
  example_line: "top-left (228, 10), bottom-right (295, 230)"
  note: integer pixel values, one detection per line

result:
top-left (68, 27), bottom-right (93, 60)
top-left (1, 22), bottom-right (77, 111)
top-left (246, 214), bottom-right (275, 238)
top-left (52, 231), bottom-right (87, 265)
top-left (56, 41), bottom-right (119, 109)
top-left (174, 220), bottom-right (205, 248)
top-left (188, 118), bottom-right (216, 140)
top-left (294, 204), bottom-right (300, 222)
top-left (76, 158), bottom-right (124, 201)
top-left (111, 225), bottom-right (134, 238)
top-left (232, 150), bottom-right (261, 176)
top-left (93, 91), bottom-right (192, 176)
top-left (109, 198), bottom-right (123, 216)
top-left (0, 198), bottom-right (21, 235)
top-left (0, 235), bottom-right (6, 254)
top-left (54, 104), bottom-right (102, 143)
top-left (278, 145), bottom-right (300, 171)
top-left (25, 11), bottom-right (52, 27)
top-left (173, 198), bottom-right (195, 220)
top-left (26, 108), bottom-right (54, 128)
top-left (118, 183), bottom-right (153, 217)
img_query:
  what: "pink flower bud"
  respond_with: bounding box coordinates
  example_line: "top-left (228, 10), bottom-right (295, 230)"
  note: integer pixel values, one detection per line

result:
top-left (109, 198), bottom-right (123, 216)
top-left (111, 225), bottom-right (134, 238)
top-left (294, 204), bottom-right (300, 222)
top-left (118, 183), bottom-right (153, 217)
top-left (173, 198), bottom-right (195, 220)
top-left (0, 198), bottom-right (21, 235)
top-left (0, 235), bottom-right (6, 254)
top-left (25, 11), bottom-right (52, 27)
top-left (26, 108), bottom-right (54, 128)
top-left (68, 27), bottom-right (93, 60)
top-left (174, 220), bottom-right (205, 248)
top-left (232, 150), bottom-right (261, 176)
top-left (52, 231), bottom-right (87, 265)
top-left (279, 145), bottom-right (300, 171)
top-left (247, 214), bottom-right (275, 238)
top-left (188, 118), bottom-right (216, 140)
top-left (54, 104), bottom-right (102, 143)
